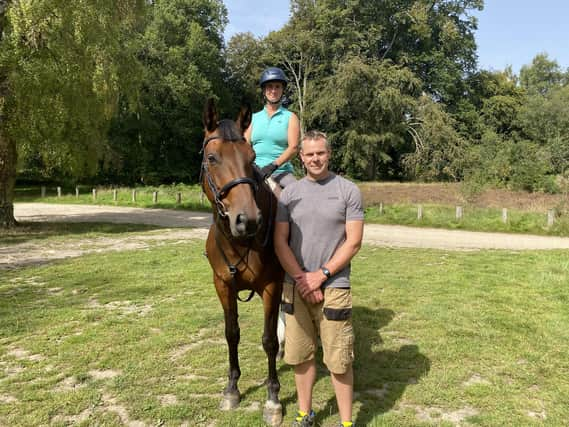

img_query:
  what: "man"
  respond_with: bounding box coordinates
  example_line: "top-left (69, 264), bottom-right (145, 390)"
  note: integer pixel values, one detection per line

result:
top-left (274, 130), bottom-right (364, 427)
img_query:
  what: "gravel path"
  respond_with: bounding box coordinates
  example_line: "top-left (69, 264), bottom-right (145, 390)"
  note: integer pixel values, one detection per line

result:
top-left (3, 202), bottom-right (569, 270)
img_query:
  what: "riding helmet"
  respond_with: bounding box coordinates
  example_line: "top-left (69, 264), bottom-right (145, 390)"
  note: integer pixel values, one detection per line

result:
top-left (259, 67), bottom-right (288, 88)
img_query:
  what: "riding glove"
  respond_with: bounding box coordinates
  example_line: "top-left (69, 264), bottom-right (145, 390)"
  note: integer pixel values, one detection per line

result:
top-left (260, 162), bottom-right (278, 179)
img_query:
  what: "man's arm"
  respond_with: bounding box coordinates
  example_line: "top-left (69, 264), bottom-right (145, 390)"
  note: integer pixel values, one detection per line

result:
top-left (274, 220), bottom-right (323, 303)
top-left (296, 219), bottom-right (364, 298)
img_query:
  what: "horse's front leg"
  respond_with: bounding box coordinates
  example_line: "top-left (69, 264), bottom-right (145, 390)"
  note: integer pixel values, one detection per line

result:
top-left (215, 277), bottom-right (241, 410)
top-left (261, 281), bottom-right (282, 426)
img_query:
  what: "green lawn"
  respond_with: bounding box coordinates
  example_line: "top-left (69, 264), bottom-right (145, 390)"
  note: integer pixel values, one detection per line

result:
top-left (1, 225), bottom-right (568, 426)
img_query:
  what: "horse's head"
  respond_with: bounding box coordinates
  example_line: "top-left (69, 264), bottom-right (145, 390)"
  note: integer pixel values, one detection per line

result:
top-left (201, 98), bottom-right (262, 238)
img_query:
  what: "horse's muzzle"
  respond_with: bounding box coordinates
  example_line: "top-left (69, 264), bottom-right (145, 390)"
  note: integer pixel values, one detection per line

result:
top-left (234, 211), bottom-right (262, 237)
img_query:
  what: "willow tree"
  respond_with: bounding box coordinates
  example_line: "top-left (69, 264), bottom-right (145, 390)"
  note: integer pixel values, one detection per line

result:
top-left (0, 0), bottom-right (144, 228)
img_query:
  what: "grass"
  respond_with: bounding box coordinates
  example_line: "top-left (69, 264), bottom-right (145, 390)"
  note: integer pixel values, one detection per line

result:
top-left (365, 203), bottom-right (569, 237)
top-left (15, 184), bottom-right (569, 236)
top-left (1, 224), bottom-right (568, 425)
top-left (15, 184), bottom-right (210, 211)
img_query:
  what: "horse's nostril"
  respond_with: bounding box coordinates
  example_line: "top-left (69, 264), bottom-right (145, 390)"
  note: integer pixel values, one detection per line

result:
top-left (236, 213), bottom-right (248, 226)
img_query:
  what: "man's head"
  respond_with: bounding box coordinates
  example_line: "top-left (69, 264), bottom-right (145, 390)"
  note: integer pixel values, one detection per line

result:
top-left (300, 130), bottom-right (331, 181)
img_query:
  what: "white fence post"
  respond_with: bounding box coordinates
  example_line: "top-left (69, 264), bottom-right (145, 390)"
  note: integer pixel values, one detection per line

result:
top-left (547, 209), bottom-right (555, 227)
top-left (456, 206), bottom-right (463, 220)
top-left (417, 205), bottom-right (423, 220)
top-left (113, 189), bottom-right (117, 202)
top-left (152, 191), bottom-right (158, 204)
top-left (57, 187), bottom-right (62, 198)
top-left (502, 208), bottom-right (508, 224)
top-left (132, 189), bottom-right (137, 203)
top-left (92, 188), bottom-right (97, 201)
top-left (75, 186), bottom-right (79, 198)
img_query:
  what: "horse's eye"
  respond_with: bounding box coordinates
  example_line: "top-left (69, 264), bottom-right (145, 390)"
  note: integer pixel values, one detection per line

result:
top-left (207, 154), bottom-right (218, 164)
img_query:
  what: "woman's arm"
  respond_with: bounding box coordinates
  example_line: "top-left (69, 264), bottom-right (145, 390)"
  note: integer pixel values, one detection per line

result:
top-left (273, 112), bottom-right (300, 167)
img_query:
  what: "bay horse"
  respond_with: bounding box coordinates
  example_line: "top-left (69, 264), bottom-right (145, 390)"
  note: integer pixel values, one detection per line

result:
top-left (200, 99), bottom-right (284, 425)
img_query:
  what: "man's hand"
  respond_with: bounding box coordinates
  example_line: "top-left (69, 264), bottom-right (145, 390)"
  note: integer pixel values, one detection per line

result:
top-left (260, 162), bottom-right (278, 179)
top-left (294, 270), bottom-right (326, 299)
top-left (303, 288), bottom-right (324, 304)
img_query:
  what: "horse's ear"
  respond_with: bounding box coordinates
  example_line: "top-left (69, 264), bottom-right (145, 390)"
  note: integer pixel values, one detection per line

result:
top-left (236, 103), bottom-right (252, 134)
top-left (203, 98), bottom-right (218, 132)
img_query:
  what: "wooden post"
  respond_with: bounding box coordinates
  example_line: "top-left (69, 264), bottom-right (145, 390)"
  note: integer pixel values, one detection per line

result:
top-left (113, 189), bottom-right (118, 202)
top-left (132, 189), bottom-right (137, 203)
top-left (75, 186), bottom-right (79, 198)
top-left (152, 191), bottom-right (158, 204)
top-left (92, 188), bottom-right (97, 201)
top-left (200, 192), bottom-right (205, 205)
top-left (547, 209), bottom-right (555, 227)
top-left (41, 186), bottom-right (46, 198)
top-left (57, 187), bottom-right (62, 198)
top-left (417, 205), bottom-right (423, 220)
top-left (176, 192), bottom-right (182, 204)
top-left (456, 206), bottom-right (463, 220)
top-left (378, 202), bottom-right (383, 215)
top-left (502, 208), bottom-right (508, 224)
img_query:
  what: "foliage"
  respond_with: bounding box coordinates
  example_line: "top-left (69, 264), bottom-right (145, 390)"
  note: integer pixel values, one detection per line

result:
top-left (107, 0), bottom-right (229, 185)
top-left (402, 95), bottom-right (467, 181)
top-left (3, 0), bottom-right (145, 180)
top-left (463, 131), bottom-right (555, 193)
top-left (309, 57), bottom-right (420, 180)
top-left (3, 0), bottom-right (569, 196)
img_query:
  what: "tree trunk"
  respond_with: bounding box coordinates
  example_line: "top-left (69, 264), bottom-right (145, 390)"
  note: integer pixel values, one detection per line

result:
top-left (0, 0), bottom-right (17, 228)
top-left (0, 126), bottom-right (17, 228)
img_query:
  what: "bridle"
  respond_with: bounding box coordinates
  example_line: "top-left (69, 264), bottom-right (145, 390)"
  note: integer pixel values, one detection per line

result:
top-left (200, 132), bottom-right (265, 303)
top-left (200, 134), bottom-right (258, 219)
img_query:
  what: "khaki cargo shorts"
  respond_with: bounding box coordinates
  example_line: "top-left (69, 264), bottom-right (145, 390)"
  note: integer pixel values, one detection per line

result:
top-left (281, 282), bottom-right (354, 374)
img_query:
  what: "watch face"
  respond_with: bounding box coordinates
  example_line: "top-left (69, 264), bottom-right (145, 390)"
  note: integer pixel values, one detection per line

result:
top-left (322, 267), bottom-right (331, 278)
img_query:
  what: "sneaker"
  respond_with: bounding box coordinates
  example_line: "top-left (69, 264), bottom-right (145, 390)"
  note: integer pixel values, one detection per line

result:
top-left (292, 409), bottom-right (316, 427)
top-left (337, 423), bottom-right (353, 427)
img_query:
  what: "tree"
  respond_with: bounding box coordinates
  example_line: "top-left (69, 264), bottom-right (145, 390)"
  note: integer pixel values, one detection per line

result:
top-left (0, 0), bottom-right (17, 226)
top-left (225, 32), bottom-right (265, 107)
top-left (309, 57), bottom-right (420, 180)
top-left (518, 85), bottom-right (569, 176)
top-left (0, 0), bottom-right (145, 227)
top-left (108, 0), bottom-right (229, 184)
top-left (520, 53), bottom-right (567, 96)
top-left (402, 95), bottom-right (466, 181)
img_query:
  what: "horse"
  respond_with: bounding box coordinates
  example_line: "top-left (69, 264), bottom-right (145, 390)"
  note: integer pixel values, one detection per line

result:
top-left (200, 98), bottom-right (284, 426)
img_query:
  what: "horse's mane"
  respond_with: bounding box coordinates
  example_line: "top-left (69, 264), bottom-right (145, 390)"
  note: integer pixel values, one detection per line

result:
top-left (217, 119), bottom-right (244, 142)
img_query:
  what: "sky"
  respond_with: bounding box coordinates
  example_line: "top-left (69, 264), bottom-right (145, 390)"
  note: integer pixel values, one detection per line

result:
top-left (223, 0), bottom-right (569, 74)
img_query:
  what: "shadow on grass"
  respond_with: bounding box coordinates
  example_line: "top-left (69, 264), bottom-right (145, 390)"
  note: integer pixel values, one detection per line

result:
top-left (309, 306), bottom-right (430, 425)
top-left (0, 221), bottom-right (163, 245)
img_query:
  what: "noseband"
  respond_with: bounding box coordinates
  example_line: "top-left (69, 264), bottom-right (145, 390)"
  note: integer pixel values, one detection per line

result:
top-left (201, 135), bottom-right (258, 218)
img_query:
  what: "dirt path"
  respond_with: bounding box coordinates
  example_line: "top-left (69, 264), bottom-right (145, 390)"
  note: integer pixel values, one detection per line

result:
top-left (3, 203), bottom-right (569, 270)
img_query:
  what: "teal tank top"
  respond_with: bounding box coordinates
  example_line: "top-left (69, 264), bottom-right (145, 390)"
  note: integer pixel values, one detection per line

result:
top-left (250, 106), bottom-right (294, 173)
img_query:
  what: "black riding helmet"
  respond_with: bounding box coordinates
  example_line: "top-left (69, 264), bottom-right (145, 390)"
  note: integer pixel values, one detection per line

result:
top-left (259, 67), bottom-right (288, 88)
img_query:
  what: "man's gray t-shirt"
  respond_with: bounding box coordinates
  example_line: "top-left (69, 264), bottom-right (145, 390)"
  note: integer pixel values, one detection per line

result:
top-left (276, 173), bottom-right (364, 288)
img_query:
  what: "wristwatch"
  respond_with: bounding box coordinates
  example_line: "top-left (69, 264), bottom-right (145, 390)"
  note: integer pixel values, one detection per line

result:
top-left (321, 267), bottom-right (331, 279)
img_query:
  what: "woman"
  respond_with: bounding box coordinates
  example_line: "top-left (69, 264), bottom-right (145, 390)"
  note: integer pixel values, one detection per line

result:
top-left (245, 67), bottom-right (300, 188)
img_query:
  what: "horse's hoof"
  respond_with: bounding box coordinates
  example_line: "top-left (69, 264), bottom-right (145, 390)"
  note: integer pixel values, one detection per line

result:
top-left (219, 391), bottom-right (240, 410)
top-left (263, 400), bottom-right (282, 426)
